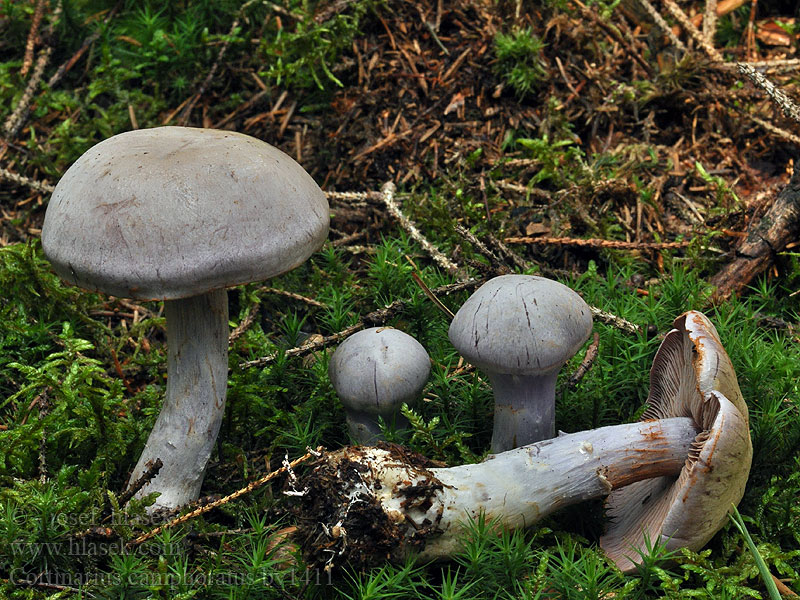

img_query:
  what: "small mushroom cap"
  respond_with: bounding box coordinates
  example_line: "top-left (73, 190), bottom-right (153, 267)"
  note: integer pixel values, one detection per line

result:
top-left (601, 310), bottom-right (752, 573)
top-left (448, 275), bottom-right (592, 375)
top-left (328, 327), bottom-right (431, 415)
top-left (42, 126), bottom-right (329, 300)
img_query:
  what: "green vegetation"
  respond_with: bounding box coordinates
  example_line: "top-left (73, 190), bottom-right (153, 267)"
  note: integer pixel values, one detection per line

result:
top-left (2, 0), bottom-right (800, 598)
top-left (493, 28), bottom-right (549, 98)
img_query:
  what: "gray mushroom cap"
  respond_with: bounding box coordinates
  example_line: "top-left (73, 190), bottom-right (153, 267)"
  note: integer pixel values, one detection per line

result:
top-left (448, 274), bottom-right (592, 375)
top-left (601, 310), bottom-right (752, 573)
top-left (41, 126), bottom-right (329, 300)
top-left (329, 327), bottom-right (430, 435)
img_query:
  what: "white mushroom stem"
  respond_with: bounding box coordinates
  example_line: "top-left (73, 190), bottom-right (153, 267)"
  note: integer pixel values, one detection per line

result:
top-left (128, 289), bottom-right (229, 510)
top-left (297, 416), bottom-right (699, 564)
top-left (488, 371), bottom-right (558, 452)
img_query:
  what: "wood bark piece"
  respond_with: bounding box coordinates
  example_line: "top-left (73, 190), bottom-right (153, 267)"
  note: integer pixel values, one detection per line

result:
top-left (710, 163), bottom-right (800, 303)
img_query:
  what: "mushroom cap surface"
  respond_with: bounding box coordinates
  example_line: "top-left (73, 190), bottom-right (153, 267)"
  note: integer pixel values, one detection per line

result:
top-left (42, 126), bottom-right (329, 300)
top-left (328, 327), bottom-right (431, 415)
top-left (448, 275), bottom-right (592, 375)
top-left (600, 310), bottom-right (752, 573)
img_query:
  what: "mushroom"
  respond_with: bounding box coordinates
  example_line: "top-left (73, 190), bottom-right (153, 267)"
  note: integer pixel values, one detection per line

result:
top-left (448, 274), bottom-right (592, 452)
top-left (41, 126), bottom-right (329, 510)
top-left (328, 327), bottom-right (430, 443)
top-left (295, 416), bottom-right (702, 567)
top-left (293, 311), bottom-right (750, 570)
top-left (600, 310), bottom-right (752, 573)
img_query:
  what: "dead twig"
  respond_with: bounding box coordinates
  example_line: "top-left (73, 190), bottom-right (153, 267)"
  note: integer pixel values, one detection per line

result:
top-left (0, 165), bottom-right (54, 193)
top-left (380, 181), bottom-right (461, 276)
top-left (738, 63), bottom-right (800, 125)
top-left (117, 459), bottom-right (163, 507)
top-left (22, 0), bottom-right (48, 77)
top-left (567, 332), bottom-right (600, 389)
top-left (229, 305), bottom-right (260, 344)
top-left (662, 0), bottom-right (724, 62)
top-left (590, 307), bottom-right (641, 335)
top-left (240, 279), bottom-right (485, 368)
top-left (128, 449), bottom-right (320, 546)
top-left (4, 1), bottom-right (62, 140)
top-left (504, 236), bottom-right (692, 250)
top-left (571, 0), bottom-right (653, 76)
top-left (636, 0), bottom-right (689, 55)
top-left (746, 114), bottom-right (800, 146)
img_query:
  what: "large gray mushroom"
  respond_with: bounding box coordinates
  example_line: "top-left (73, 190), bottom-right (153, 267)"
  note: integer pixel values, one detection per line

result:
top-left (601, 310), bottom-right (752, 573)
top-left (328, 327), bottom-right (430, 443)
top-left (41, 126), bottom-right (329, 510)
top-left (448, 274), bottom-right (593, 452)
top-left (294, 311), bottom-right (750, 571)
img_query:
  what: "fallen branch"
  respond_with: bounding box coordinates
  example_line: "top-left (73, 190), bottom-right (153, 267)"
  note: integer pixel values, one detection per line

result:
top-left (710, 163), bottom-right (800, 303)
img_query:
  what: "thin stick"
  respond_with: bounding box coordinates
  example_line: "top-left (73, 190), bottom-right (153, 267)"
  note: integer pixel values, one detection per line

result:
top-left (571, 0), bottom-right (653, 75)
top-left (229, 304), bottom-right (260, 344)
top-left (662, 0), bottom-right (724, 62)
top-left (128, 448), bottom-right (319, 546)
top-left (747, 114), bottom-right (800, 146)
top-left (505, 236), bottom-right (692, 250)
top-left (177, 0), bottom-right (259, 125)
top-left (259, 287), bottom-right (329, 308)
top-left (703, 0), bottom-right (717, 44)
top-left (0, 166), bottom-right (54, 193)
top-left (738, 63), bottom-right (800, 125)
top-left (4, 49), bottom-right (53, 139)
top-left (4, 1), bottom-right (62, 140)
top-left (118, 459), bottom-right (163, 506)
top-left (636, 0), bottom-right (689, 55)
top-left (590, 307), bottom-right (641, 335)
top-left (454, 224), bottom-right (506, 271)
top-left (379, 181), bottom-right (461, 276)
top-left (22, 0), bottom-right (48, 77)
top-left (567, 332), bottom-right (600, 389)
top-left (240, 279), bottom-right (485, 368)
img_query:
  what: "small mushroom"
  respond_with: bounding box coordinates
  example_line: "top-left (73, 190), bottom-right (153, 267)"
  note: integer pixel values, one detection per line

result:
top-left (293, 311), bottom-right (750, 570)
top-left (328, 327), bottom-right (430, 443)
top-left (600, 310), bottom-right (752, 573)
top-left (448, 274), bottom-right (592, 452)
top-left (41, 126), bottom-right (329, 510)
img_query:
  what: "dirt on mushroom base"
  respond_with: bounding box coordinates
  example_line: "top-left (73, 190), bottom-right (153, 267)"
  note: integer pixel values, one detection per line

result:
top-left (292, 442), bottom-right (445, 571)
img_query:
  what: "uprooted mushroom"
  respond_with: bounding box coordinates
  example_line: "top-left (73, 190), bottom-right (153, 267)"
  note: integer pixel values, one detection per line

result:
top-left (291, 310), bottom-right (751, 571)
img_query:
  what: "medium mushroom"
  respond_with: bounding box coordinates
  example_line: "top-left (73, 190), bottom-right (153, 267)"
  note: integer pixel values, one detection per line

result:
top-left (448, 274), bottom-right (593, 452)
top-left (41, 126), bottom-right (329, 510)
top-left (600, 310), bottom-right (752, 573)
top-left (293, 311), bottom-right (750, 570)
top-left (328, 327), bottom-right (430, 443)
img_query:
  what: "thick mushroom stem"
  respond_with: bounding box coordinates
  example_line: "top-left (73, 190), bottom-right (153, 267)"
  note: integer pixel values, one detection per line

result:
top-left (296, 416), bottom-right (699, 566)
top-left (128, 289), bottom-right (229, 509)
top-left (488, 371), bottom-right (558, 452)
